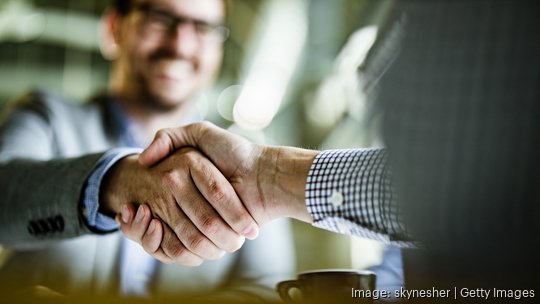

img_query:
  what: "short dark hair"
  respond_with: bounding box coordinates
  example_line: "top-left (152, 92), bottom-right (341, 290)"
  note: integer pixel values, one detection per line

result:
top-left (111, 0), bottom-right (230, 17)
top-left (111, 0), bottom-right (131, 16)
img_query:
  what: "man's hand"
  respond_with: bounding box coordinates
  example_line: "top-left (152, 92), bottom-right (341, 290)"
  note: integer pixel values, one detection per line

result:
top-left (139, 122), bottom-right (317, 226)
top-left (100, 147), bottom-right (258, 266)
top-left (115, 203), bottom-right (163, 259)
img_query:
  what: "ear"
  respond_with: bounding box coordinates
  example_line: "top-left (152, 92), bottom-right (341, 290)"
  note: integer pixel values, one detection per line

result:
top-left (99, 9), bottom-right (121, 60)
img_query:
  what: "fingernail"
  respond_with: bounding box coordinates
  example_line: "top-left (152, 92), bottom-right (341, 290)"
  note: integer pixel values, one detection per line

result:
top-left (148, 220), bottom-right (156, 235)
top-left (134, 206), bottom-right (145, 223)
top-left (243, 225), bottom-right (259, 240)
top-left (121, 205), bottom-right (130, 223)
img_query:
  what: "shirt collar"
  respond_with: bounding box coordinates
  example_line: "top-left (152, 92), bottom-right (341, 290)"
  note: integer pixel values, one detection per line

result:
top-left (107, 96), bottom-right (202, 149)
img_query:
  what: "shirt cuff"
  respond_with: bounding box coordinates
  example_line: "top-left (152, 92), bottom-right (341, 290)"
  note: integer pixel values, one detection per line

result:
top-left (82, 147), bottom-right (142, 232)
top-left (304, 149), bottom-right (416, 248)
top-left (305, 149), bottom-right (374, 223)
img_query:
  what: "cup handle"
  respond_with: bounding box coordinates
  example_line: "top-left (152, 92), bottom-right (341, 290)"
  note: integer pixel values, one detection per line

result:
top-left (277, 280), bottom-right (302, 303)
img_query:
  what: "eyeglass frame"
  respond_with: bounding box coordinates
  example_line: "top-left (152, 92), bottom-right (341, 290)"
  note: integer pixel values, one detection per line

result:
top-left (126, 2), bottom-right (230, 42)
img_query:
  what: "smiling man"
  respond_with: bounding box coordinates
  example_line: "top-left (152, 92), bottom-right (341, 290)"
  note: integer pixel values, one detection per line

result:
top-left (108, 0), bottom-right (225, 113)
top-left (0, 0), bottom-right (294, 300)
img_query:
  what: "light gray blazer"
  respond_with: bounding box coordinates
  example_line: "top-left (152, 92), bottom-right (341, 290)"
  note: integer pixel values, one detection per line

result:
top-left (0, 90), bottom-right (295, 298)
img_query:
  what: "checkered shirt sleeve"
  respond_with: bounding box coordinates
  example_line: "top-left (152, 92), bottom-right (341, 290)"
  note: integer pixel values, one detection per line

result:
top-left (305, 148), bottom-right (416, 248)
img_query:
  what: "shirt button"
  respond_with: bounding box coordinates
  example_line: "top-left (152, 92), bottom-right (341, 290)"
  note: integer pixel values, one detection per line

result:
top-left (330, 191), bottom-right (344, 207)
top-left (81, 207), bottom-right (88, 218)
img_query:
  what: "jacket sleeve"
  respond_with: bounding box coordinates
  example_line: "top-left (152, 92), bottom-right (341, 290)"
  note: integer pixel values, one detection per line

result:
top-left (0, 91), bottom-right (106, 248)
top-left (0, 154), bottom-right (105, 248)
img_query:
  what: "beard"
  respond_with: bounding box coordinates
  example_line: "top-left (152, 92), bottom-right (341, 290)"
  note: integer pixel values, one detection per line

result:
top-left (132, 50), bottom-right (200, 112)
top-left (115, 43), bottom-right (220, 113)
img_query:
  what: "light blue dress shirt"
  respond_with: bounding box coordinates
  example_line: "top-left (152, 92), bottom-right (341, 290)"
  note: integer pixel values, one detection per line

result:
top-left (82, 99), bottom-right (199, 297)
top-left (368, 245), bottom-right (404, 302)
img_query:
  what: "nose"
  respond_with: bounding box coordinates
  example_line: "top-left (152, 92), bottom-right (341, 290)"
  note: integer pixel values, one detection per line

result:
top-left (166, 22), bottom-right (200, 59)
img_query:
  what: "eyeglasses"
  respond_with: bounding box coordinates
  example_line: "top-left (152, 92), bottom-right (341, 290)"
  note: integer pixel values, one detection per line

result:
top-left (129, 3), bottom-right (230, 42)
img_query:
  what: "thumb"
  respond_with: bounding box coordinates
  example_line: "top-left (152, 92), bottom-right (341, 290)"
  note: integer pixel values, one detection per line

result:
top-left (139, 127), bottom-right (190, 167)
top-left (140, 122), bottom-right (222, 167)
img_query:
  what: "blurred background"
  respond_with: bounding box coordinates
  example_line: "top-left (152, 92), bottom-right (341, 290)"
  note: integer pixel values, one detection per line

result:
top-left (0, 0), bottom-right (395, 274)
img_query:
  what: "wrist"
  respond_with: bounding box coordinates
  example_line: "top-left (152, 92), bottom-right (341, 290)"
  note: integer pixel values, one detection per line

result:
top-left (99, 154), bottom-right (139, 215)
top-left (258, 146), bottom-right (318, 223)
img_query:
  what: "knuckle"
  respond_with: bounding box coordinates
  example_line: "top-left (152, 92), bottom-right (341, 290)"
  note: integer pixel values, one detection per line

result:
top-left (182, 151), bottom-right (198, 164)
top-left (193, 121), bottom-right (213, 135)
top-left (229, 212), bottom-right (253, 232)
top-left (155, 128), bottom-right (170, 139)
top-left (174, 149), bottom-right (196, 165)
top-left (168, 243), bottom-right (189, 260)
top-left (200, 216), bottom-right (221, 236)
top-left (186, 235), bottom-right (208, 253)
top-left (197, 121), bottom-right (212, 129)
top-left (208, 181), bottom-right (227, 204)
top-left (161, 170), bottom-right (180, 188)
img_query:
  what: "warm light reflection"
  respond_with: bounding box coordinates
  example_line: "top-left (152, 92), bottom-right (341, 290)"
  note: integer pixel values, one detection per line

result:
top-left (232, 0), bottom-right (308, 131)
top-left (234, 66), bottom-right (289, 130)
top-left (217, 85), bottom-right (242, 121)
top-left (307, 26), bottom-right (378, 129)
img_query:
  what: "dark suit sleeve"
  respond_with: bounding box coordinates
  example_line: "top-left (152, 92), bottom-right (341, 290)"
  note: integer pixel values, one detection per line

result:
top-left (0, 91), bottom-right (106, 248)
top-left (0, 154), bottom-right (104, 247)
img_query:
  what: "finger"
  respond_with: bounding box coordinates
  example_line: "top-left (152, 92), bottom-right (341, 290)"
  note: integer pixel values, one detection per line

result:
top-left (129, 204), bottom-right (152, 242)
top-left (141, 218), bottom-right (163, 255)
top-left (173, 171), bottom-right (247, 252)
top-left (139, 128), bottom-right (184, 167)
top-left (159, 220), bottom-right (205, 266)
top-left (151, 248), bottom-right (175, 264)
top-left (190, 155), bottom-right (259, 241)
top-left (117, 205), bottom-right (175, 264)
top-left (156, 200), bottom-right (225, 261)
top-left (140, 122), bottom-right (217, 167)
top-left (141, 219), bottom-right (177, 265)
top-left (179, 198), bottom-right (246, 253)
top-left (156, 162), bottom-right (227, 257)
top-left (116, 203), bottom-right (138, 241)
top-left (137, 217), bottom-right (174, 264)
top-left (120, 203), bottom-right (135, 225)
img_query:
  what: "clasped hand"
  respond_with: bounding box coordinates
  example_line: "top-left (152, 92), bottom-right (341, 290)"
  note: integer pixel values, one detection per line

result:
top-left (105, 122), bottom-right (315, 266)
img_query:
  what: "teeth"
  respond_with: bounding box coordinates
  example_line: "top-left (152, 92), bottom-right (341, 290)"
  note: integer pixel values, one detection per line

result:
top-left (159, 60), bottom-right (194, 80)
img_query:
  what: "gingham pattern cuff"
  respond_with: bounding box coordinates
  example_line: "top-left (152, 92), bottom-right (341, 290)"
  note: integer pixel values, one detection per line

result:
top-left (305, 149), bottom-right (415, 248)
top-left (82, 147), bottom-right (142, 232)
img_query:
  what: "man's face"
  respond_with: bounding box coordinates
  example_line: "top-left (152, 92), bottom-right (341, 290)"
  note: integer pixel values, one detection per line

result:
top-left (115, 0), bottom-right (226, 108)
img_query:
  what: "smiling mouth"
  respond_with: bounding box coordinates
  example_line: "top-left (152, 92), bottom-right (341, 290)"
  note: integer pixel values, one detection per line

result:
top-left (156, 60), bottom-right (195, 81)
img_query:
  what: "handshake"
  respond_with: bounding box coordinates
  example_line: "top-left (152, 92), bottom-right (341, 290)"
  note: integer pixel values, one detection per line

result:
top-left (101, 122), bottom-right (318, 266)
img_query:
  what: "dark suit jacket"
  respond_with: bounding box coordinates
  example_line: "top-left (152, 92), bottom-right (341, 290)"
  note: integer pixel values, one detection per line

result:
top-left (368, 0), bottom-right (540, 290)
